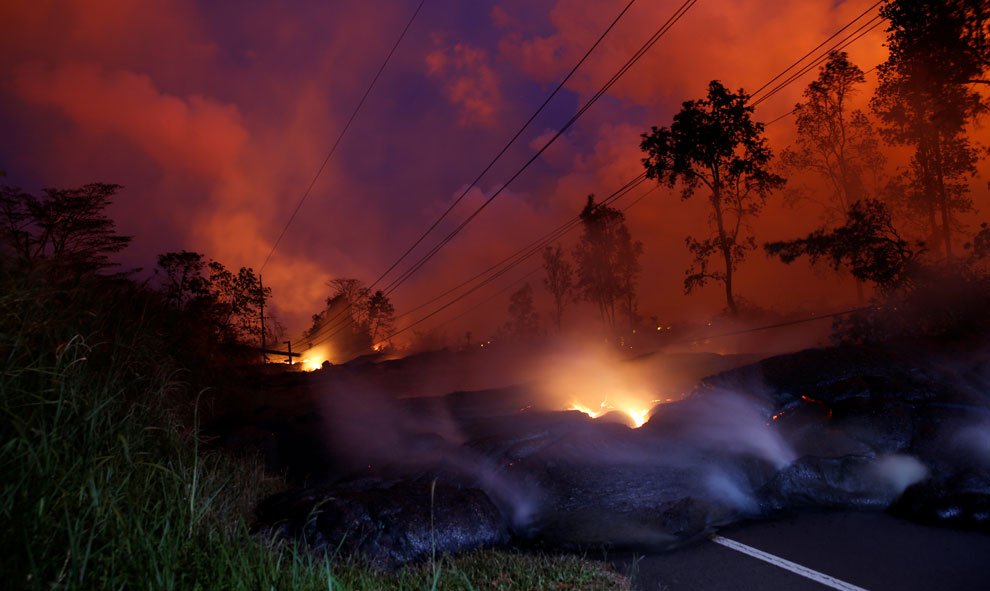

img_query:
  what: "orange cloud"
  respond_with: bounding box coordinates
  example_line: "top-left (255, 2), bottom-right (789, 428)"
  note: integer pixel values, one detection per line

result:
top-left (496, 0), bottom-right (889, 117)
top-left (426, 41), bottom-right (503, 127)
top-left (14, 62), bottom-right (247, 181)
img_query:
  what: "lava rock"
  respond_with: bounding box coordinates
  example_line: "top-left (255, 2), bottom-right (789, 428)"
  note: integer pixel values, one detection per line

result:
top-left (891, 469), bottom-right (990, 531)
top-left (759, 454), bottom-right (926, 512)
top-left (699, 345), bottom-right (944, 410)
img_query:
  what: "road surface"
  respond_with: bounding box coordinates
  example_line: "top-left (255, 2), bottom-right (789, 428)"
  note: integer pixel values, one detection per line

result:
top-left (611, 510), bottom-right (990, 590)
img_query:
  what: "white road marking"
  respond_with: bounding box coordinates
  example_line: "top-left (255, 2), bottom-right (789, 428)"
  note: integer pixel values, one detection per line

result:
top-left (711, 535), bottom-right (870, 591)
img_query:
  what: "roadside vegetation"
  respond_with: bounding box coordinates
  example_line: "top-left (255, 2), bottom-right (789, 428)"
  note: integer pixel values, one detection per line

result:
top-left (0, 185), bottom-right (628, 589)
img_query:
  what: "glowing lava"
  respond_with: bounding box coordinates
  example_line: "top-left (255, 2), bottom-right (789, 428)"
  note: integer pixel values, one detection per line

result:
top-left (538, 343), bottom-right (667, 429)
top-left (568, 399), bottom-right (657, 428)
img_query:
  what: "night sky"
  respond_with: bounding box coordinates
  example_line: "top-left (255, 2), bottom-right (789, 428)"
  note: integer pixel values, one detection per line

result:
top-left (2, 0), bottom-right (985, 342)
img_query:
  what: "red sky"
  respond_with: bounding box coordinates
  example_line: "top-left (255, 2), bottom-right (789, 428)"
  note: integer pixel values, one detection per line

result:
top-left (1, 0), bottom-right (986, 344)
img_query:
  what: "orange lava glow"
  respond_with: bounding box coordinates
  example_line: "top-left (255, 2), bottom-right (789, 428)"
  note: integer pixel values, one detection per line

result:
top-left (538, 343), bottom-right (667, 429)
top-left (568, 399), bottom-right (656, 428)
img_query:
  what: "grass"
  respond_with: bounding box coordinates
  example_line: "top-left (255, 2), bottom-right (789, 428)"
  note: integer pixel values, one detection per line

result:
top-left (0, 276), bottom-right (630, 590)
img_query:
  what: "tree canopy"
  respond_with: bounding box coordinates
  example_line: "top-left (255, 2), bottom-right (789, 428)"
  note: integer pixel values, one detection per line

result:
top-left (641, 80), bottom-right (784, 315)
top-left (765, 199), bottom-right (917, 291)
top-left (783, 51), bottom-right (884, 220)
top-left (155, 251), bottom-right (270, 346)
top-left (0, 183), bottom-right (131, 280)
top-left (573, 195), bottom-right (642, 331)
top-left (870, 0), bottom-right (987, 258)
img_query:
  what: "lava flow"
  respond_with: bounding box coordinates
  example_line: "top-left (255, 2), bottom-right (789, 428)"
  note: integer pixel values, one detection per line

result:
top-left (537, 342), bottom-right (667, 429)
top-left (568, 399), bottom-right (657, 428)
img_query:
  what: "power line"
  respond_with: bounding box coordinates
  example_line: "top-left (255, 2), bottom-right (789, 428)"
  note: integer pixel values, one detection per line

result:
top-left (378, 0), bottom-right (699, 299)
top-left (297, 172), bottom-right (648, 349)
top-left (751, 14), bottom-right (885, 107)
top-left (305, 0), bottom-right (642, 341)
top-left (373, 4), bottom-right (891, 346)
top-left (370, 0), bottom-right (639, 291)
top-left (298, 0), bottom-right (888, 353)
top-left (665, 306), bottom-right (873, 346)
top-left (392, 175), bottom-right (647, 323)
top-left (426, 182), bottom-right (660, 337)
top-left (259, 0), bottom-right (427, 273)
top-left (762, 64), bottom-right (880, 127)
top-left (748, 1), bottom-right (882, 101)
top-left (379, 183), bottom-right (661, 343)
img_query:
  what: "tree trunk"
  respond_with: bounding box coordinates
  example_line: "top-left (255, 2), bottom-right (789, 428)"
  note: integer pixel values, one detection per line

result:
top-left (918, 140), bottom-right (942, 256)
top-left (712, 192), bottom-right (737, 316)
top-left (932, 140), bottom-right (954, 259)
top-left (723, 255), bottom-right (736, 316)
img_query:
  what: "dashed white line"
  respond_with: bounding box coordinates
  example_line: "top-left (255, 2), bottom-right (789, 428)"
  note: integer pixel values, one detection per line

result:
top-left (711, 535), bottom-right (870, 591)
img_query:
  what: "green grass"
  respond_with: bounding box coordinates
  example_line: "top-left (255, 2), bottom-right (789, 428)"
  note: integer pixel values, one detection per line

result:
top-left (0, 277), bottom-right (630, 590)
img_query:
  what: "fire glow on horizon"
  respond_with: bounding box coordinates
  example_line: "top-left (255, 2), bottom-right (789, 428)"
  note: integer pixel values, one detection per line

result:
top-left (299, 345), bottom-right (335, 371)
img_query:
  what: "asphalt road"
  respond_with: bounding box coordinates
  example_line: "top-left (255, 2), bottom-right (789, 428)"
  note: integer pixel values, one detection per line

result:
top-left (612, 511), bottom-right (990, 591)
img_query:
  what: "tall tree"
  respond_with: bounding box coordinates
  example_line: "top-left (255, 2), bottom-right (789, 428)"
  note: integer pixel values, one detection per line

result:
top-left (616, 232), bottom-right (644, 330)
top-left (541, 243), bottom-right (573, 331)
top-left (783, 51), bottom-right (885, 221)
top-left (870, 0), bottom-right (988, 258)
top-left (573, 195), bottom-right (642, 331)
top-left (506, 282), bottom-right (540, 339)
top-left (306, 278), bottom-right (373, 357)
top-left (366, 289), bottom-right (396, 347)
top-left (641, 80), bottom-right (785, 315)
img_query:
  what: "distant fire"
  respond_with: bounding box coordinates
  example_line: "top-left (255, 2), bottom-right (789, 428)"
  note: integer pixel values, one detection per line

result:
top-left (298, 345), bottom-right (334, 371)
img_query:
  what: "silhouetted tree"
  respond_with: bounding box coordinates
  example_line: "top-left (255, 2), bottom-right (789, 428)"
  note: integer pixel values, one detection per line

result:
top-left (616, 230), bottom-right (644, 330)
top-left (506, 282), bottom-right (539, 339)
top-left (0, 183), bottom-right (131, 280)
top-left (366, 289), bottom-right (396, 347)
top-left (541, 243), bottom-right (573, 331)
top-left (155, 251), bottom-right (270, 345)
top-left (156, 250), bottom-right (271, 344)
top-left (870, 0), bottom-right (988, 258)
top-left (765, 199), bottom-right (917, 291)
top-left (783, 51), bottom-right (885, 220)
top-left (156, 250), bottom-right (209, 309)
top-left (641, 80), bottom-right (785, 315)
top-left (573, 195), bottom-right (642, 331)
top-left (206, 262), bottom-right (268, 344)
top-left (964, 222), bottom-right (990, 263)
top-left (306, 278), bottom-right (373, 358)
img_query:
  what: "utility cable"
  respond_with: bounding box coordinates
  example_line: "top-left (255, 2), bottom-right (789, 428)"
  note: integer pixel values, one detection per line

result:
top-left (305, 0), bottom-right (641, 340)
top-left (748, 1), bottom-right (882, 101)
top-left (297, 172), bottom-right (647, 349)
top-left (259, 0), bottom-right (427, 273)
top-left (379, 183), bottom-right (660, 343)
top-left (379, 0), bottom-right (698, 298)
